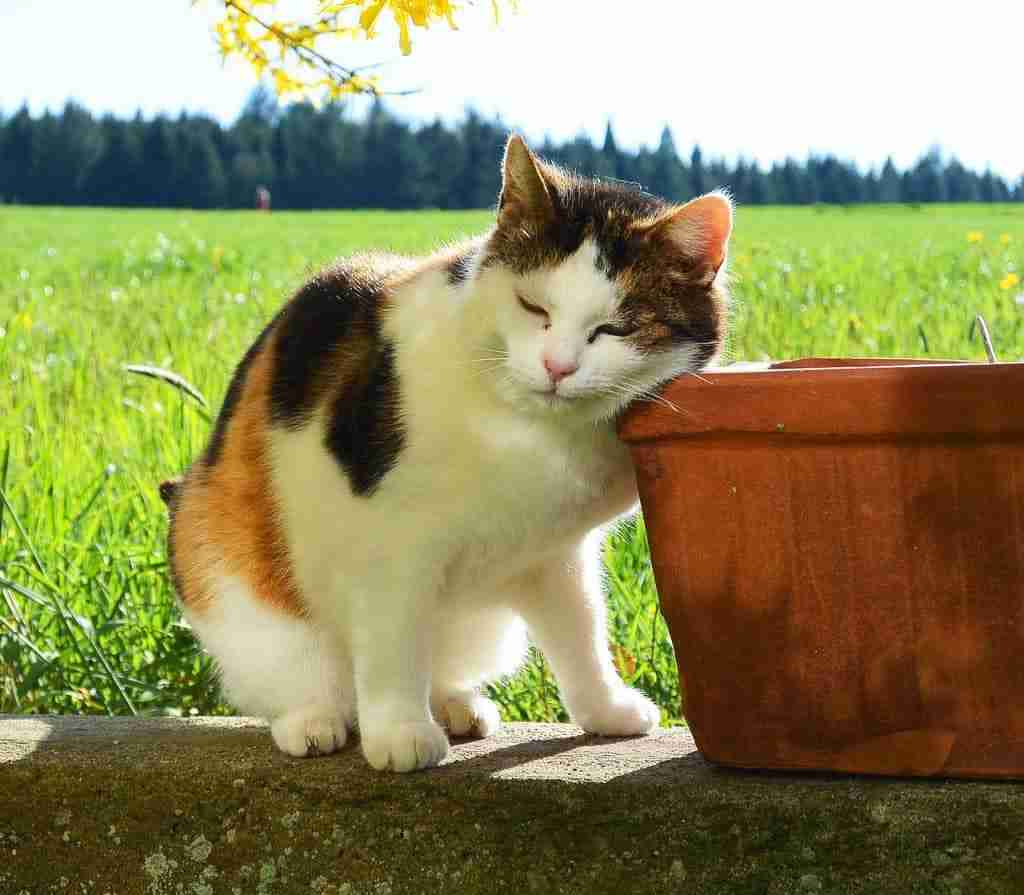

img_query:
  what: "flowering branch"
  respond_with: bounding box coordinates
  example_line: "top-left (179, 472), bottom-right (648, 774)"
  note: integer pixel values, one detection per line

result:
top-left (211, 0), bottom-right (517, 101)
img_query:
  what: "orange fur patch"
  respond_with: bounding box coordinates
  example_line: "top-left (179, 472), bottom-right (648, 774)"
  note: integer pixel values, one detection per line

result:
top-left (171, 331), bottom-right (304, 618)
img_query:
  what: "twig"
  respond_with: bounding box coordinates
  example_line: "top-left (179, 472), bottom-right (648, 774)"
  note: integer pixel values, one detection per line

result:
top-left (223, 0), bottom-right (420, 96)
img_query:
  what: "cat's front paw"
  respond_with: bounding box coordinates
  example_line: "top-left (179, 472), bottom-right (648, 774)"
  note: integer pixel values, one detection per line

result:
top-left (270, 708), bottom-right (348, 757)
top-left (574, 688), bottom-right (661, 737)
top-left (437, 693), bottom-right (501, 738)
top-left (361, 719), bottom-right (449, 772)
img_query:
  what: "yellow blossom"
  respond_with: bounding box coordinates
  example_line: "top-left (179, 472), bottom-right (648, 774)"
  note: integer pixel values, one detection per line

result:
top-left (966, 231), bottom-right (984, 243)
top-left (211, 1), bottom-right (515, 97)
top-left (1000, 233), bottom-right (1012, 245)
top-left (14, 311), bottom-right (33, 331)
top-left (1000, 272), bottom-right (1020, 290)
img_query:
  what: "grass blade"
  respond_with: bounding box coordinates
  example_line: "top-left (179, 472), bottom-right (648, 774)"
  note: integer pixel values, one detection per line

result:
top-left (123, 364), bottom-right (209, 409)
top-left (0, 442), bottom-right (10, 543)
top-left (0, 482), bottom-right (46, 576)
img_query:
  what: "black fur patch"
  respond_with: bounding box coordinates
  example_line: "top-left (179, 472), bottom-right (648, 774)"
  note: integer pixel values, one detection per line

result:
top-left (325, 341), bottom-right (404, 496)
top-left (269, 267), bottom-right (380, 428)
top-left (204, 319), bottom-right (277, 466)
top-left (158, 478), bottom-right (181, 505)
top-left (269, 263), bottom-right (405, 496)
top-left (445, 251), bottom-right (472, 286)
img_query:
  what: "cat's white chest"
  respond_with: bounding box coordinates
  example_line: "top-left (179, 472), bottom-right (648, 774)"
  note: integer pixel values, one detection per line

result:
top-left (428, 408), bottom-right (637, 590)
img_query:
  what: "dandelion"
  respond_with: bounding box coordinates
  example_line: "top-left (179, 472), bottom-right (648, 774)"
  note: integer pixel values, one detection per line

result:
top-left (1000, 234), bottom-right (1012, 245)
top-left (1001, 273), bottom-right (1021, 290)
top-left (14, 311), bottom-right (33, 331)
top-left (966, 231), bottom-right (984, 243)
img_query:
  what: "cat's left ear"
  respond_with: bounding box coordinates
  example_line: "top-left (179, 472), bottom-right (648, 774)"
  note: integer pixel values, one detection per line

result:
top-left (644, 191), bottom-right (733, 279)
top-left (498, 135), bottom-right (555, 227)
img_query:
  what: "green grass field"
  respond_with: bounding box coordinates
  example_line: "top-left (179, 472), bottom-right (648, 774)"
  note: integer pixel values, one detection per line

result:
top-left (1, 203), bottom-right (1021, 721)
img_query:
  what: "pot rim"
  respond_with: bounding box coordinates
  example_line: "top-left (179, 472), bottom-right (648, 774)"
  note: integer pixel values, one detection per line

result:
top-left (617, 357), bottom-right (1024, 442)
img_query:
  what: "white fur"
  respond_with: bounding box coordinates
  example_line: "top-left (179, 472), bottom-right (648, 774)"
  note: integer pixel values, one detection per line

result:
top-left (195, 237), bottom-right (712, 771)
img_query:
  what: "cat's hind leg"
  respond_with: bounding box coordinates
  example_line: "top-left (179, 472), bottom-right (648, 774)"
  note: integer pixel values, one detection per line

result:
top-left (183, 575), bottom-right (354, 757)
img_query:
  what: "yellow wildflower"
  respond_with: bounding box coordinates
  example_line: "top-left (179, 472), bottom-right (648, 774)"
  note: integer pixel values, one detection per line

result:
top-left (1000, 233), bottom-right (1012, 245)
top-left (966, 231), bottom-right (984, 243)
top-left (1000, 272), bottom-right (1020, 291)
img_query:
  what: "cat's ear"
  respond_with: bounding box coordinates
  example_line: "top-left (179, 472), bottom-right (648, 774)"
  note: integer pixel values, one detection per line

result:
top-left (644, 191), bottom-right (733, 277)
top-left (498, 135), bottom-right (554, 227)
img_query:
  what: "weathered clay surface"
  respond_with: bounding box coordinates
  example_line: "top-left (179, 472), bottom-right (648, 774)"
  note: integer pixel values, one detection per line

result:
top-left (2, 716), bottom-right (1023, 894)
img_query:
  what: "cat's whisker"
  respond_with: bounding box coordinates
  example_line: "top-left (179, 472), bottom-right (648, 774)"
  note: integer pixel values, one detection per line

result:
top-left (610, 376), bottom-right (685, 415)
top-left (469, 362), bottom-right (509, 378)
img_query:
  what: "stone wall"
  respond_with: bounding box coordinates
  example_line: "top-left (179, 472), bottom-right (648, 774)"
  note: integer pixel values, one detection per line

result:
top-left (2, 717), bottom-right (1022, 894)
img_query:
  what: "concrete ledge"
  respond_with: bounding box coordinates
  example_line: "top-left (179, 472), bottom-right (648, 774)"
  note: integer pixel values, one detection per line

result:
top-left (2, 717), bottom-right (1023, 894)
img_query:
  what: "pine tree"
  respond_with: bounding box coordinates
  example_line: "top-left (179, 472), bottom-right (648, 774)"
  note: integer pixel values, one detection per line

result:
top-left (943, 158), bottom-right (979, 202)
top-left (597, 122), bottom-right (621, 180)
top-left (688, 145), bottom-right (706, 198)
top-left (878, 157), bottom-right (902, 203)
top-left (83, 115), bottom-right (145, 206)
top-left (1, 105), bottom-right (36, 203)
top-left (907, 149), bottom-right (946, 203)
top-left (415, 119), bottom-right (467, 208)
top-left (175, 118), bottom-right (227, 208)
top-left (142, 116), bottom-right (179, 207)
top-left (647, 126), bottom-right (686, 200)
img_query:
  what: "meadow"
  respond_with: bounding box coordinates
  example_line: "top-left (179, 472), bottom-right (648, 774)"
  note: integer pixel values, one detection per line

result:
top-left (1, 203), bottom-right (1021, 722)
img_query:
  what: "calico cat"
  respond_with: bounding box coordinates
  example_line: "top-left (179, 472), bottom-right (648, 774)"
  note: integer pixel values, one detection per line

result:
top-left (164, 135), bottom-right (732, 772)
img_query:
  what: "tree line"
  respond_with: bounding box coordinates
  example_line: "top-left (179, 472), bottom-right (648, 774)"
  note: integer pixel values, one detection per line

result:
top-left (2, 91), bottom-right (1021, 209)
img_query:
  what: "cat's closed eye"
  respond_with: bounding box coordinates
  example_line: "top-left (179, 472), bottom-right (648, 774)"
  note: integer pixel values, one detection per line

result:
top-left (517, 292), bottom-right (549, 325)
top-left (587, 322), bottom-right (637, 343)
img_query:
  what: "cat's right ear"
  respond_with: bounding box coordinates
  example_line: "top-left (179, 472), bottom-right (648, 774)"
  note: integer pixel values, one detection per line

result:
top-left (498, 135), bottom-right (554, 228)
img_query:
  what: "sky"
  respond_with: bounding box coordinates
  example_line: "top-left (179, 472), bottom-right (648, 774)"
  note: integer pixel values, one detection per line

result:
top-left (1, 0), bottom-right (1022, 182)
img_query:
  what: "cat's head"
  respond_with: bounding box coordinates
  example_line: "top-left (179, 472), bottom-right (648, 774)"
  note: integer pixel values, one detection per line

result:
top-left (474, 135), bottom-right (731, 420)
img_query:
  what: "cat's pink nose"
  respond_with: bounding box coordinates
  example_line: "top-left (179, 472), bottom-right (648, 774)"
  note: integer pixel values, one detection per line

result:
top-left (544, 356), bottom-right (578, 384)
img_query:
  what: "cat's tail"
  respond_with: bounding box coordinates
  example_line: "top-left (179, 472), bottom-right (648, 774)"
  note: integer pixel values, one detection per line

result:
top-left (159, 477), bottom-right (182, 506)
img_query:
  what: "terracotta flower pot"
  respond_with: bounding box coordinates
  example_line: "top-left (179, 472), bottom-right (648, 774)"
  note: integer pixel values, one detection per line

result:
top-left (618, 358), bottom-right (1024, 778)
